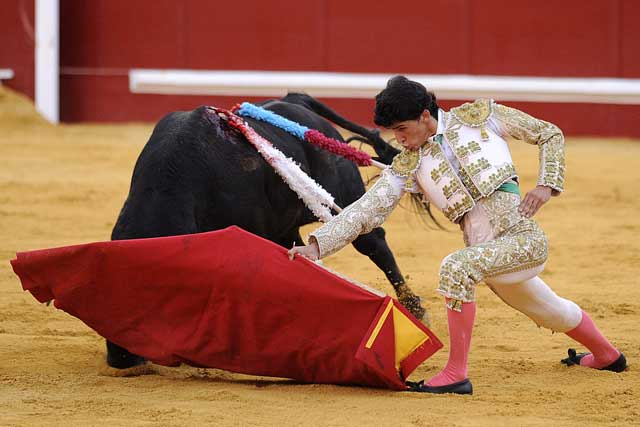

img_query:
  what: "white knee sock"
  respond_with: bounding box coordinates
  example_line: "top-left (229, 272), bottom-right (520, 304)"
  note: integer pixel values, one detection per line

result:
top-left (486, 276), bottom-right (582, 332)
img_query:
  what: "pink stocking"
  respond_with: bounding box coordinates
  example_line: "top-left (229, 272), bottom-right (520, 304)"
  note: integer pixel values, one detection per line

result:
top-left (427, 299), bottom-right (476, 386)
top-left (565, 311), bottom-right (620, 369)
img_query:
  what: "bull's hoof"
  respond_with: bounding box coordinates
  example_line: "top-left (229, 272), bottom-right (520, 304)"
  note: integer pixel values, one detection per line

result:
top-left (106, 342), bottom-right (147, 369)
top-left (395, 284), bottom-right (431, 327)
top-left (98, 360), bottom-right (157, 377)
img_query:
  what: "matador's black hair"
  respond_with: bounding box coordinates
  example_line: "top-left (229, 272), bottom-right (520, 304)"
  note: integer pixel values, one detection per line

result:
top-left (374, 75), bottom-right (439, 127)
top-left (373, 76), bottom-right (446, 231)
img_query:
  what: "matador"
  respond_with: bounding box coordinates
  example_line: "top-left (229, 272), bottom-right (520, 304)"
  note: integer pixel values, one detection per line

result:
top-left (289, 76), bottom-right (626, 395)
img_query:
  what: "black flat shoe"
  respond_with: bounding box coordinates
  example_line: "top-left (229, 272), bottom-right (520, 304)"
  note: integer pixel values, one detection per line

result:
top-left (406, 378), bottom-right (473, 395)
top-left (561, 348), bottom-right (627, 373)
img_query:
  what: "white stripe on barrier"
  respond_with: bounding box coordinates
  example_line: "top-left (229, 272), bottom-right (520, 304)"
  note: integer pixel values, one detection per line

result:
top-left (129, 69), bottom-right (640, 105)
top-left (0, 69), bottom-right (14, 83)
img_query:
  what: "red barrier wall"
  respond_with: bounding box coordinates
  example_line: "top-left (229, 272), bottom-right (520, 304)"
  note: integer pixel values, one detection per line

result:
top-left (2, 0), bottom-right (639, 136)
top-left (0, 0), bottom-right (35, 98)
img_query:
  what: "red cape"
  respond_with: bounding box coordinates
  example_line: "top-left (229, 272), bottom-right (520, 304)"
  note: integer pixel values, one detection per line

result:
top-left (11, 226), bottom-right (441, 390)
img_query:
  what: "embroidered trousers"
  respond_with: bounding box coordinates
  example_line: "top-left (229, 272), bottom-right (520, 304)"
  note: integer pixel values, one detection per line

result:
top-left (439, 191), bottom-right (581, 331)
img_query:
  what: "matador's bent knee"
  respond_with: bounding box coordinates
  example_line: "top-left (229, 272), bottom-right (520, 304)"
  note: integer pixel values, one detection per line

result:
top-left (438, 251), bottom-right (484, 311)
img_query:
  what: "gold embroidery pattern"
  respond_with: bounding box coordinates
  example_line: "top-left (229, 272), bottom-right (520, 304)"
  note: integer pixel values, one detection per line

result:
top-left (390, 149), bottom-right (421, 176)
top-left (457, 167), bottom-right (482, 199)
top-left (450, 99), bottom-right (493, 140)
top-left (442, 196), bottom-right (475, 222)
top-left (450, 99), bottom-right (493, 127)
top-left (443, 181), bottom-right (463, 199)
top-left (444, 122), bottom-right (462, 146)
top-left (437, 192), bottom-right (548, 309)
top-left (493, 103), bottom-right (565, 192)
top-left (489, 164), bottom-right (518, 183)
top-left (444, 114), bottom-right (517, 198)
top-left (311, 171), bottom-right (403, 258)
top-left (454, 140), bottom-right (482, 159)
top-left (390, 148), bottom-right (424, 192)
top-left (479, 191), bottom-right (525, 236)
top-left (539, 141), bottom-right (565, 192)
top-left (475, 163), bottom-right (518, 196)
top-left (467, 158), bottom-right (491, 177)
top-left (430, 160), bottom-right (450, 183)
top-left (429, 142), bottom-right (475, 222)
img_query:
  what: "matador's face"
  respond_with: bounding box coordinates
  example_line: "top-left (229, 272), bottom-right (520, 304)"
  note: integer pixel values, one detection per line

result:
top-left (388, 110), bottom-right (436, 151)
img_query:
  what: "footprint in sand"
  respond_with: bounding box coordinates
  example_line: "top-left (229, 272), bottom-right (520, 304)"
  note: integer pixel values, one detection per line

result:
top-left (495, 344), bottom-right (519, 352)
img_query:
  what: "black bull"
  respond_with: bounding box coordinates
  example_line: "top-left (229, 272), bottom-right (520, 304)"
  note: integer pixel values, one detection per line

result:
top-left (106, 93), bottom-right (426, 370)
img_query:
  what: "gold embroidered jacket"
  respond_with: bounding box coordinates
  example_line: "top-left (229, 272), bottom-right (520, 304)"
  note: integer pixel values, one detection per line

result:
top-left (310, 99), bottom-right (565, 259)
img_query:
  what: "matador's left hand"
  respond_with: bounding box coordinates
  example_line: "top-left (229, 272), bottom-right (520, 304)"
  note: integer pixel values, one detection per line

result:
top-left (519, 185), bottom-right (552, 218)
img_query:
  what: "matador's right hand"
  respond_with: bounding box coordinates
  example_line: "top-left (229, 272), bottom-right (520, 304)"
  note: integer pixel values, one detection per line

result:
top-left (288, 241), bottom-right (320, 261)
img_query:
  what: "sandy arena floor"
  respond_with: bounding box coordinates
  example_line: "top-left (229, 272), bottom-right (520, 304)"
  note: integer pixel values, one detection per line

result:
top-left (1, 87), bottom-right (639, 426)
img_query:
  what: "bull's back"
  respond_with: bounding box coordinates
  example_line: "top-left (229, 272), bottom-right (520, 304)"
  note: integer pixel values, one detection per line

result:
top-left (111, 102), bottom-right (369, 243)
top-left (112, 109), bottom-right (217, 240)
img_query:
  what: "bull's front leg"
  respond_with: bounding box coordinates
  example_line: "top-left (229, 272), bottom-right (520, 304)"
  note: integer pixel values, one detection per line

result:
top-left (351, 227), bottom-right (430, 326)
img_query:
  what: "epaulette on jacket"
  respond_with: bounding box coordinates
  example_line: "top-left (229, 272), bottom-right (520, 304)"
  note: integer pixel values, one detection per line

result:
top-left (390, 148), bottom-right (421, 176)
top-left (450, 99), bottom-right (494, 128)
top-left (390, 148), bottom-right (422, 192)
top-left (450, 99), bottom-right (494, 140)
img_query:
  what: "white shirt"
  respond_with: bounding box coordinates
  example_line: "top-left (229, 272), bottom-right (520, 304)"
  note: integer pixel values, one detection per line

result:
top-left (434, 109), bottom-right (461, 172)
